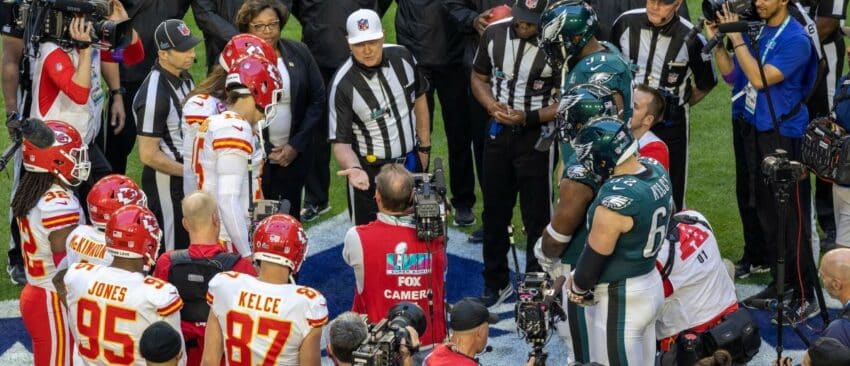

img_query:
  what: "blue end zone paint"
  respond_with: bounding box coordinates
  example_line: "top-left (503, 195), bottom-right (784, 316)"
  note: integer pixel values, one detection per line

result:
top-left (0, 318), bottom-right (31, 354)
top-left (749, 308), bottom-right (841, 349)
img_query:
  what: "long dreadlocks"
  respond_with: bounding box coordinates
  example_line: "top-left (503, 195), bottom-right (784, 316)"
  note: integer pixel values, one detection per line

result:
top-left (12, 171), bottom-right (56, 218)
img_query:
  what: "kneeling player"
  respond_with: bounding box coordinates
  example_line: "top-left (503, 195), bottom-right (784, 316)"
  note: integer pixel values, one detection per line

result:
top-left (64, 205), bottom-right (185, 365)
top-left (566, 117), bottom-right (673, 365)
top-left (203, 214), bottom-right (327, 366)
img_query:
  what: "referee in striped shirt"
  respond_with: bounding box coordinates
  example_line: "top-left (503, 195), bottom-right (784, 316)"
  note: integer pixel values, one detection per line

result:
top-left (134, 20), bottom-right (199, 252)
top-left (470, 0), bottom-right (557, 308)
top-left (610, 0), bottom-right (717, 210)
top-left (329, 9), bottom-right (431, 225)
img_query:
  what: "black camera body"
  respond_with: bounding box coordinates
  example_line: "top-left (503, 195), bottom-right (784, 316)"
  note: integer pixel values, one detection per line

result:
top-left (19, 0), bottom-right (133, 50)
top-left (411, 159), bottom-right (447, 242)
top-left (515, 272), bottom-right (566, 365)
top-left (353, 303), bottom-right (427, 366)
top-left (702, 0), bottom-right (757, 22)
top-left (761, 149), bottom-right (807, 187)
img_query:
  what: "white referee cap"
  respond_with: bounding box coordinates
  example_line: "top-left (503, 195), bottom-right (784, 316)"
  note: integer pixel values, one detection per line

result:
top-left (346, 9), bottom-right (384, 45)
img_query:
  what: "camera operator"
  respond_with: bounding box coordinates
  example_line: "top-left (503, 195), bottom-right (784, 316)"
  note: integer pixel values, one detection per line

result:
top-left (327, 311), bottom-right (421, 366)
top-left (30, 0), bottom-right (144, 206)
top-left (424, 298), bottom-right (495, 366)
top-left (342, 163), bottom-right (447, 347)
top-left (707, 0), bottom-right (821, 319)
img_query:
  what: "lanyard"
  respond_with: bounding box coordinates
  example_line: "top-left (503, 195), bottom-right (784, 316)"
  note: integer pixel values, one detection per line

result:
top-left (756, 15), bottom-right (791, 64)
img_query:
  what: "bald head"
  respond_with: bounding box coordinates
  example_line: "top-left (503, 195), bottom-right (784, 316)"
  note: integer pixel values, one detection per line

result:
top-left (820, 248), bottom-right (850, 303)
top-left (182, 191), bottom-right (220, 241)
top-left (375, 164), bottom-right (414, 213)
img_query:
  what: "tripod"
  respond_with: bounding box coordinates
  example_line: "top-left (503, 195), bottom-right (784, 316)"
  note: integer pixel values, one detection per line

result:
top-left (743, 20), bottom-right (829, 363)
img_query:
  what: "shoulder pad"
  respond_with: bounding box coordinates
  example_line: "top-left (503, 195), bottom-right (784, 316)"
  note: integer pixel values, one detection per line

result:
top-left (37, 189), bottom-right (80, 213)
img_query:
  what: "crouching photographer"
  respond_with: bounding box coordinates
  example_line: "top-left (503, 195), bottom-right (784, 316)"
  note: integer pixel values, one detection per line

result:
top-left (328, 308), bottom-right (422, 366)
top-left (24, 0), bottom-right (143, 204)
top-left (343, 163), bottom-right (448, 347)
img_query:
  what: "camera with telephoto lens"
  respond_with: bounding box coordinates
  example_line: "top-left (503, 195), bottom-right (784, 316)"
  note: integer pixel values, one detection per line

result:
top-left (411, 158), bottom-right (447, 242)
top-left (761, 149), bottom-right (807, 187)
top-left (702, 0), bottom-right (756, 22)
top-left (515, 272), bottom-right (566, 366)
top-left (18, 0), bottom-right (133, 50)
top-left (353, 302), bottom-right (427, 366)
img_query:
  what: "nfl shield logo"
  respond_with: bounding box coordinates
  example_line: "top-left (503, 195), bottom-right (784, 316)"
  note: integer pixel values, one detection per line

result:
top-left (667, 72), bottom-right (680, 85)
top-left (178, 23), bottom-right (191, 36)
top-left (358, 18), bottom-right (369, 31)
top-left (526, 0), bottom-right (538, 8)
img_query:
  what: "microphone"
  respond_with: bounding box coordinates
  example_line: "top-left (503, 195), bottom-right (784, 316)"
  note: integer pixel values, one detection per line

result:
top-left (10, 117), bottom-right (56, 149)
top-left (718, 21), bottom-right (754, 33)
top-left (483, 345), bottom-right (493, 353)
top-left (432, 158), bottom-right (447, 196)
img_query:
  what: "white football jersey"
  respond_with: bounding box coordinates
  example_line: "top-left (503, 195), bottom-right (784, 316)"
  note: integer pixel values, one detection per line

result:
top-left (17, 184), bottom-right (83, 290)
top-left (207, 271), bottom-right (328, 365)
top-left (192, 111), bottom-right (265, 244)
top-left (64, 225), bottom-right (112, 267)
top-left (655, 210), bottom-right (738, 339)
top-left (182, 93), bottom-right (226, 195)
top-left (64, 263), bottom-right (184, 366)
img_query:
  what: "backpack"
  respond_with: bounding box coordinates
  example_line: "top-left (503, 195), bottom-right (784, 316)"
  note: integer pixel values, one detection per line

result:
top-left (167, 250), bottom-right (241, 322)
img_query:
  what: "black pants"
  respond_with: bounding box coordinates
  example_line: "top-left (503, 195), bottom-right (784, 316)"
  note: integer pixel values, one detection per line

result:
top-left (743, 129), bottom-right (817, 300)
top-left (651, 105), bottom-right (688, 210)
top-left (141, 167), bottom-right (189, 252)
top-left (481, 122), bottom-right (549, 291)
top-left (733, 117), bottom-right (768, 266)
top-left (262, 148), bottom-right (312, 221)
top-left (421, 64), bottom-right (479, 209)
top-left (303, 66), bottom-right (335, 209)
top-left (96, 80), bottom-right (141, 174)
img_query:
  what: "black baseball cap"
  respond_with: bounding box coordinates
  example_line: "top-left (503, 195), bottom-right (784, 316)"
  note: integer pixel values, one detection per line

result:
top-left (808, 337), bottom-right (850, 366)
top-left (139, 321), bottom-right (182, 362)
top-left (154, 19), bottom-right (201, 52)
top-left (450, 297), bottom-right (499, 331)
top-left (512, 0), bottom-right (549, 24)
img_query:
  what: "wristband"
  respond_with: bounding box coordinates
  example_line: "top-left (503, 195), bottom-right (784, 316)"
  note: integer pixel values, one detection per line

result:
top-left (352, 166), bottom-right (365, 171)
top-left (546, 223), bottom-right (572, 244)
top-left (733, 43), bottom-right (746, 50)
top-left (525, 109), bottom-right (541, 127)
top-left (110, 87), bottom-right (127, 97)
top-left (417, 145), bottom-right (431, 153)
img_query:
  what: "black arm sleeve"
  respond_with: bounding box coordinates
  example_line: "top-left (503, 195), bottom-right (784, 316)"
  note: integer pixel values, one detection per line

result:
top-left (573, 244), bottom-right (611, 291)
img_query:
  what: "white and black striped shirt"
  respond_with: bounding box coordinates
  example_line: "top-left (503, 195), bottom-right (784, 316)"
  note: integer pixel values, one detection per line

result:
top-left (328, 45), bottom-right (427, 160)
top-left (611, 9), bottom-right (717, 107)
top-left (133, 63), bottom-right (194, 163)
top-left (472, 18), bottom-right (557, 113)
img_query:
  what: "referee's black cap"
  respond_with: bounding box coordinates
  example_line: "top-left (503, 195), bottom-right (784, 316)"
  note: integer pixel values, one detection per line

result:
top-left (512, 0), bottom-right (548, 24)
top-left (155, 19), bottom-right (201, 52)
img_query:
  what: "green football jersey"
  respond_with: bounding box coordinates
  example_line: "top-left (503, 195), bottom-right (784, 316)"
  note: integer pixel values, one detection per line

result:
top-left (559, 155), bottom-right (601, 265)
top-left (586, 158), bottom-right (673, 283)
top-left (564, 41), bottom-right (634, 121)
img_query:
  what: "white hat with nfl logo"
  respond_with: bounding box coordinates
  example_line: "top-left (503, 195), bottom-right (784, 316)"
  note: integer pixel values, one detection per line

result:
top-left (346, 9), bottom-right (384, 45)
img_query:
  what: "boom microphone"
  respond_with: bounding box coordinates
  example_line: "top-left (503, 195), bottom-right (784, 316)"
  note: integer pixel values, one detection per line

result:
top-left (432, 158), bottom-right (446, 196)
top-left (20, 118), bottom-right (56, 148)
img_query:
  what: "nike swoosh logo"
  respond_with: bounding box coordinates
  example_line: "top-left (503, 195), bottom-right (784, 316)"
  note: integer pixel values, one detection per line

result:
top-left (193, 100), bottom-right (204, 106)
top-left (233, 125), bottom-right (244, 132)
top-left (56, 201), bottom-right (68, 205)
top-left (590, 64), bottom-right (603, 71)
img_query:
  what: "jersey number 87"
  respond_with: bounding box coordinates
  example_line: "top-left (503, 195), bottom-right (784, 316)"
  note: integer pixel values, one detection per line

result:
top-left (226, 311), bottom-right (293, 366)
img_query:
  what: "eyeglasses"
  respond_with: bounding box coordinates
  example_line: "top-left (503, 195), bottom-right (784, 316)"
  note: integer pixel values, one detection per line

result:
top-left (251, 20), bottom-right (280, 32)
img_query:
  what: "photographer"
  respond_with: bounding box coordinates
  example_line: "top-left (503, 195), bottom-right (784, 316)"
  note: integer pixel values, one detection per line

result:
top-left (327, 311), bottom-right (420, 366)
top-left (342, 163), bottom-right (447, 347)
top-left (707, 0), bottom-right (821, 319)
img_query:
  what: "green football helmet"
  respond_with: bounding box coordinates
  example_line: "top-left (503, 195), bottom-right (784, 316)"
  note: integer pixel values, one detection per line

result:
top-left (572, 117), bottom-right (637, 182)
top-left (539, 0), bottom-right (599, 70)
top-left (558, 83), bottom-right (618, 143)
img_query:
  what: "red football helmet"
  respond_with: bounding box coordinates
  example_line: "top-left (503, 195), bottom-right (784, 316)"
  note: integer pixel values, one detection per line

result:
top-left (219, 34), bottom-right (277, 72)
top-left (225, 54), bottom-right (283, 115)
top-left (105, 205), bottom-right (162, 266)
top-left (252, 214), bottom-right (308, 273)
top-left (87, 174), bottom-right (147, 229)
top-left (22, 120), bottom-right (90, 186)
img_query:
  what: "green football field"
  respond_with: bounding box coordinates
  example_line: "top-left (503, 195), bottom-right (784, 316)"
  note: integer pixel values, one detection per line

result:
top-left (0, 0), bottom-right (822, 300)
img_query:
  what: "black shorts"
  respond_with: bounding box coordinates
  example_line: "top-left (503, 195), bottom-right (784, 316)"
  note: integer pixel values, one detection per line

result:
top-left (0, 2), bottom-right (23, 38)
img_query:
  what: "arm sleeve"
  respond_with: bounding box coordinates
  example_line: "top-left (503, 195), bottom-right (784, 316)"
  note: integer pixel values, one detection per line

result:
top-left (443, 0), bottom-right (480, 34)
top-left (190, 0), bottom-right (239, 45)
top-left (216, 155), bottom-right (252, 257)
top-left (688, 34), bottom-right (718, 92)
top-left (43, 49), bottom-right (90, 105)
top-left (472, 29), bottom-right (492, 75)
top-left (341, 227), bottom-right (365, 293)
top-left (100, 38), bottom-right (144, 65)
top-left (328, 81), bottom-right (354, 143)
top-left (288, 44), bottom-right (326, 152)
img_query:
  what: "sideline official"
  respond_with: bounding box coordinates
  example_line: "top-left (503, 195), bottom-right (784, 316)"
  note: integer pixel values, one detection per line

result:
top-left (134, 20), bottom-right (199, 252)
top-left (611, 0), bottom-right (717, 209)
top-left (329, 9), bottom-right (431, 225)
top-left (470, 0), bottom-right (556, 307)
top-left (342, 164), bottom-right (447, 347)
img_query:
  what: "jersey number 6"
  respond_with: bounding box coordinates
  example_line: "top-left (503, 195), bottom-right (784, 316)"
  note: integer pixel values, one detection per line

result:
top-left (643, 206), bottom-right (668, 258)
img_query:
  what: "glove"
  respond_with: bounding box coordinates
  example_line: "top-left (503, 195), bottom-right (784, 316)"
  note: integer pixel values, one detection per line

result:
top-left (565, 273), bottom-right (597, 307)
top-left (533, 238), bottom-right (569, 279)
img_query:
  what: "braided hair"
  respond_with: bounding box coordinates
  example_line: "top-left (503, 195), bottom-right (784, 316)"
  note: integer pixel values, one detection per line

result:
top-left (12, 171), bottom-right (57, 218)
